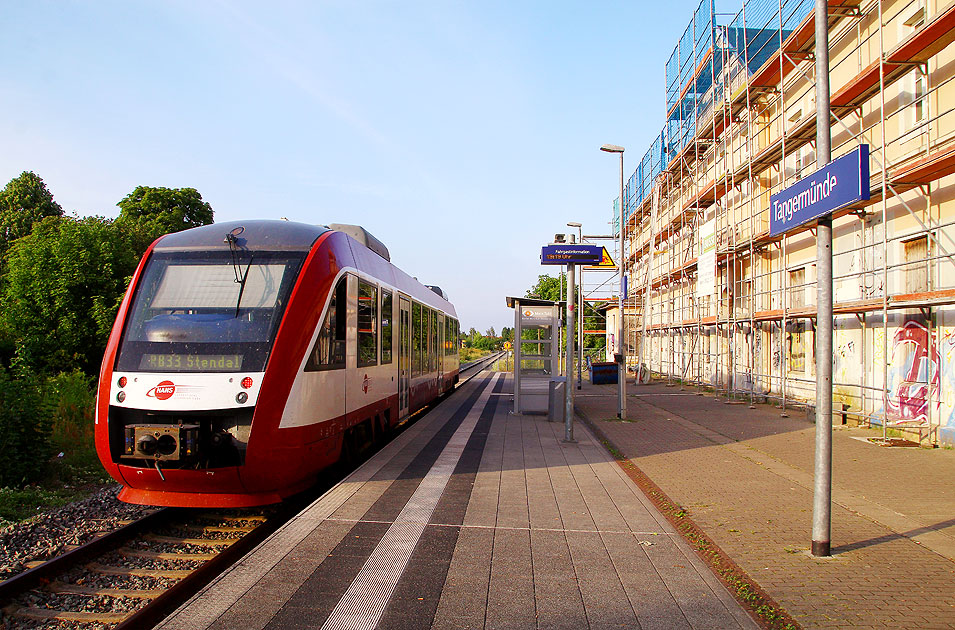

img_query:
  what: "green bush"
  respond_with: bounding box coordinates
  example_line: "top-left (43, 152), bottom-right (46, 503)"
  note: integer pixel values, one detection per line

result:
top-left (0, 369), bottom-right (50, 487)
top-left (42, 370), bottom-right (98, 473)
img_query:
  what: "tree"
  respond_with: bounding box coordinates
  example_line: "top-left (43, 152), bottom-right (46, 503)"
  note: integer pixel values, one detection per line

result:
top-left (501, 327), bottom-right (513, 342)
top-left (0, 171), bottom-right (63, 257)
top-left (526, 274), bottom-right (565, 302)
top-left (0, 368), bottom-right (49, 486)
top-left (1, 216), bottom-right (141, 375)
top-left (485, 326), bottom-right (496, 338)
top-left (116, 185), bottom-right (213, 240)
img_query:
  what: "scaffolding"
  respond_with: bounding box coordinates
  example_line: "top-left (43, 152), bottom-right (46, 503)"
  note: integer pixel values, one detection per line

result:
top-left (619, 0), bottom-right (955, 446)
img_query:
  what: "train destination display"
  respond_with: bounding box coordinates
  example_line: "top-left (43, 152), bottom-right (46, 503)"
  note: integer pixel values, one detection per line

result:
top-left (140, 353), bottom-right (243, 371)
top-left (540, 244), bottom-right (603, 265)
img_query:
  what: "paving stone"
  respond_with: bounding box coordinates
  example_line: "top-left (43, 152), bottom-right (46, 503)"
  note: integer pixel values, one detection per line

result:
top-left (575, 380), bottom-right (955, 630)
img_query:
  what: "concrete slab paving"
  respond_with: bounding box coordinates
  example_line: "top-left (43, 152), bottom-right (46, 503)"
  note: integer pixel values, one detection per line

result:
top-left (160, 372), bottom-right (757, 630)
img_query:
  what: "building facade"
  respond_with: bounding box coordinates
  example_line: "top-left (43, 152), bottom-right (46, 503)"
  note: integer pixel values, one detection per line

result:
top-left (619, 0), bottom-right (955, 445)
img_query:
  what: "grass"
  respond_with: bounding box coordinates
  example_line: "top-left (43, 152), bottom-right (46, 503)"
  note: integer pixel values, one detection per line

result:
top-left (0, 482), bottom-right (101, 527)
top-left (459, 347), bottom-right (493, 362)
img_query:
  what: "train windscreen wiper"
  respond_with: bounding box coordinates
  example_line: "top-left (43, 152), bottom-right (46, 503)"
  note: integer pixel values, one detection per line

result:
top-left (225, 227), bottom-right (254, 318)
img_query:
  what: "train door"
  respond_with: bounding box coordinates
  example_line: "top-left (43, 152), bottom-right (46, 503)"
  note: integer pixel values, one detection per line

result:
top-left (398, 296), bottom-right (411, 418)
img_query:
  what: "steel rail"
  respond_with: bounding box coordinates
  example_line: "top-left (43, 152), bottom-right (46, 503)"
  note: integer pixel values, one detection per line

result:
top-left (0, 507), bottom-right (175, 603)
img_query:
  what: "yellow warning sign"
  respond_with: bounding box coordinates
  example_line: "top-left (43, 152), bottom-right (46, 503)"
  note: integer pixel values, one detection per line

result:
top-left (585, 247), bottom-right (616, 269)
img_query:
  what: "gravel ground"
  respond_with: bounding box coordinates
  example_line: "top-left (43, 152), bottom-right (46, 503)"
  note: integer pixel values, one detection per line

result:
top-left (0, 485), bottom-right (153, 580)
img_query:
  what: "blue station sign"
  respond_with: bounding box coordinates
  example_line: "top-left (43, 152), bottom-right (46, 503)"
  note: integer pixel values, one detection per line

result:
top-left (769, 144), bottom-right (870, 238)
top-left (541, 244), bottom-right (603, 265)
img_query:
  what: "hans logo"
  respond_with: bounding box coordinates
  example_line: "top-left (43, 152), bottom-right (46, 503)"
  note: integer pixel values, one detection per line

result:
top-left (362, 374), bottom-right (371, 394)
top-left (147, 380), bottom-right (176, 400)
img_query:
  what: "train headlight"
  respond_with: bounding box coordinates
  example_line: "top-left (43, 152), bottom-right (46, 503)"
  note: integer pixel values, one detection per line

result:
top-left (236, 391), bottom-right (248, 404)
top-left (116, 391), bottom-right (126, 403)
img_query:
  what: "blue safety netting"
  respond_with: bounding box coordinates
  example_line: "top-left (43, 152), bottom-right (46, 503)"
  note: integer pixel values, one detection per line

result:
top-left (620, 0), bottom-right (815, 225)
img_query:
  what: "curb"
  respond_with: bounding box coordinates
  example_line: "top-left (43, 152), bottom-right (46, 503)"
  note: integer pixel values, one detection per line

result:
top-left (576, 405), bottom-right (801, 630)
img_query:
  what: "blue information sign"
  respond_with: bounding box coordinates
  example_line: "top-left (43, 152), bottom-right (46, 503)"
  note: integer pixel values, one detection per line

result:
top-left (541, 244), bottom-right (603, 265)
top-left (769, 145), bottom-right (869, 238)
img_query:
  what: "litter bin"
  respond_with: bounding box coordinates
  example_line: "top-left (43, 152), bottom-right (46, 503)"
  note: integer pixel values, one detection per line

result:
top-left (588, 361), bottom-right (618, 385)
top-left (548, 377), bottom-right (566, 424)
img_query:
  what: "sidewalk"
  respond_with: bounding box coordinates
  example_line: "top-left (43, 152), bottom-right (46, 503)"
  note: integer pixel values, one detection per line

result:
top-left (573, 377), bottom-right (955, 629)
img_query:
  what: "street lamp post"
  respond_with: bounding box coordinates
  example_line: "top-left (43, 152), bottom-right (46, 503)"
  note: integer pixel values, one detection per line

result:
top-left (600, 144), bottom-right (626, 419)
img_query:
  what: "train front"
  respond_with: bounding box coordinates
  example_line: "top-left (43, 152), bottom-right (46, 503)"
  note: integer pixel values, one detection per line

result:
top-left (95, 220), bottom-right (328, 507)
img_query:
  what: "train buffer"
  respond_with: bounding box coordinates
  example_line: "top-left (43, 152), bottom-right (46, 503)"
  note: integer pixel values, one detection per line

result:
top-left (158, 371), bottom-right (756, 630)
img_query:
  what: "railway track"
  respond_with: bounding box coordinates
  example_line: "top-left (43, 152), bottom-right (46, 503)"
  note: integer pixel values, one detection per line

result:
top-left (0, 355), bottom-right (504, 629)
top-left (459, 350), bottom-right (505, 377)
top-left (0, 505), bottom-right (294, 629)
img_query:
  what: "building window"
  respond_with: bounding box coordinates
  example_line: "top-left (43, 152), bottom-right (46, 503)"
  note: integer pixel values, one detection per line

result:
top-left (788, 321), bottom-right (805, 373)
top-left (903, 235), bottom-right (929, 293)
top-left (788, 267), bottom-right (806, 309)
top-left (900, 67), bottom-right (928, 135)
top-left (784, 144), bottom-right (815, 182)
top-left (899, 4), bottom-right (925, 42)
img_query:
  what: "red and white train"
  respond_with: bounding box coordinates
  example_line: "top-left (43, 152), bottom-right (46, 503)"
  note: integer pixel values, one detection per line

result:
top-left (95, 221), bottom-right (459, 507)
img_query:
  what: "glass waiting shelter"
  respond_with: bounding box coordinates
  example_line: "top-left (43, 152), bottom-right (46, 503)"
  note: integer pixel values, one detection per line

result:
top-left (506, 297), bottom-right (561, 414)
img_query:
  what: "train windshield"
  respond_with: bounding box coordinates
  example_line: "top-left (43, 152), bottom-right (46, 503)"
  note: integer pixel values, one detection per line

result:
top-left (115, 251), bottom-right (305, 372)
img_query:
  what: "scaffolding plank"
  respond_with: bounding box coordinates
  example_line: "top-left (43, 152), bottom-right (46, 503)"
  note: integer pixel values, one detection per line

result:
top-left (888, 2), bottom-right (955, 64)
top-left (891, 288), bottom-right (955, 309)
top-left (890, 143), bottom-right (955, 185)
top-left (831, 60), bottom-right (911, 110)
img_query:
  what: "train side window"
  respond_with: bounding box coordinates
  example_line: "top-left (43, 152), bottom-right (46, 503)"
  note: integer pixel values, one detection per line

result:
top-left (444, 316), bottom-right (451, 356)
top-left (305, 276), bottom-right (347, 371)
top-left (381, 290), bottom-right (393, 365)
top-left (437, 313), bottom-right (445, 367)
top-left (357, 279), bottom-right (378, 367)
top-left (429, 308), bottom-right (437, 372)
top-left (412, 302), bottom-right (423, 377)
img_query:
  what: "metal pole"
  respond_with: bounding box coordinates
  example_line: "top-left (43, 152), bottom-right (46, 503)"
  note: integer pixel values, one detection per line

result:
top-left (600, 144), bottom-right (626, 416)
top-left (559, 266), bottom-right (564, 375)
top-left (812, 0), bottom-right (833, 558)
top-left (618, 151), bottom-right (627, 418)
top-left (565, 236), bottom-right (576, 442)
top-left (578, 278), bottom-right (583, 389)
top-left (573, 223), bottom-right (584, 390)
top-left (514, 300), bottom-right (522, 414)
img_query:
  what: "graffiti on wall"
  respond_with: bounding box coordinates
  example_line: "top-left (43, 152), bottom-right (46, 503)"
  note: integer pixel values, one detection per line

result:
top-left (884, 319), bottom-right (938, 427)
top-left (833, 339), bottom-right (856, 384)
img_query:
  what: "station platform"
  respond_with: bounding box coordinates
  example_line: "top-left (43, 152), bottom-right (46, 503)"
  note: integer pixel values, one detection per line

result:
top-left (159, 371), bottom-right (757, 630)
top-left (574, 377), bottom-right (955, 629)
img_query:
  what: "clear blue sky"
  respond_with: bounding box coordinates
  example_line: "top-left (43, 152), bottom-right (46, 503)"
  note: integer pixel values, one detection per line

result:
top-left (1, 0), bottom-right (737, 335)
